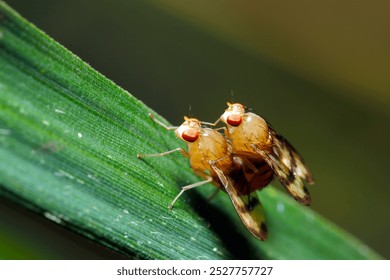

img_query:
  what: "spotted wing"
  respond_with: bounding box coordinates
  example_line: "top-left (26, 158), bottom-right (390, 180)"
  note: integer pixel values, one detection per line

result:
top-left (211, 164), bottom-right (267, 240)
top-left (254, 128), bottom-right (314, 205)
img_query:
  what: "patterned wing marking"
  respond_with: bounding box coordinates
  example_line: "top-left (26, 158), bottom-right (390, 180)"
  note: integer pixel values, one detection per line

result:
top-left (253, 128), bottom-right (313, 205)
top-left (211, 163), bottom-right (267, 240)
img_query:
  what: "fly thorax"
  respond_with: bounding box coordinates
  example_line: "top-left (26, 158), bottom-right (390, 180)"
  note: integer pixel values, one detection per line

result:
top-left (243, 113), bottom-right (269, 147)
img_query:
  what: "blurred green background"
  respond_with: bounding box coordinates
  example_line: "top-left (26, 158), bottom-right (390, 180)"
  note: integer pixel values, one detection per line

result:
top-left (1, 0), bottom-right (389, 259)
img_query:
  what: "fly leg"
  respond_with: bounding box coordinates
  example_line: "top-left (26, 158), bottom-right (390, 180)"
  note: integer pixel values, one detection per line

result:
top-left (200, 118), bottom-right (221, 127)
top-left (137, 147), bottom-right (189, 159)
top-left (148, 113), bottom-right (178, 130)
top-left (168, 177), bottom-right (213, 209)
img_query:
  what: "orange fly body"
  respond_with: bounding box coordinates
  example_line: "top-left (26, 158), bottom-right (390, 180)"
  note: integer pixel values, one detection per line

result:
top-left (206, 102), bottom-right (314, 205)
top-left (138, 114), bottom-right (268, 240)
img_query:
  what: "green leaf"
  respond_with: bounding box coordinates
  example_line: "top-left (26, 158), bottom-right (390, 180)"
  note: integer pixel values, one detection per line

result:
top-left (0, 2), bottom-right (382, 259)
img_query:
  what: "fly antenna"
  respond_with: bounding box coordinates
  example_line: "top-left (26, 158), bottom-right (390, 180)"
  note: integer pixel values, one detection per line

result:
top-left (188, 104), bottom-right (192, 118)
top-left (230, 89), bottom-right (235, 103)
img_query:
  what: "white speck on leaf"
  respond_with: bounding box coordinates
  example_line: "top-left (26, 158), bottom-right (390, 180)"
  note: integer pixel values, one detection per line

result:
top-left (54, 108), bottom-right (65, 114)
top-left (212, 247), bottom-right (224, 256)
top-left (87, 174), bottom-right (99, 182)
top-left (44, 212), bottom-right (62, 224)
top-left (42, 120), bottom-right (50, 126)
top-left (77, 132), bottom-right (82, 138)
top-left (54, 169), bottom-right (75, 180)
top-left (19, 107), bottom-right (26, 114)
top-left (161, 215), bottom-right (173, 220)
top-left (0, 128), bottom-right (11, 135)
top-left (276, 202), bottom-right (285, 213)
top-left (123, 209), bottom-right (129, 214)
top-left (76, 178), bottom-right (85, 184)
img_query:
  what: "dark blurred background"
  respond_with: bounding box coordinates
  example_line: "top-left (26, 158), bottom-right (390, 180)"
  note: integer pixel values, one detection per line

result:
top-left (1, 0), bottom-right (389, 259)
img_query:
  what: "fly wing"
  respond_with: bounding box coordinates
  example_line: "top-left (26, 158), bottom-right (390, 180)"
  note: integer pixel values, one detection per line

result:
top-left (254, 128), bottom-right (313, 205)
top-left (211, 163), bottom-right (267, 240)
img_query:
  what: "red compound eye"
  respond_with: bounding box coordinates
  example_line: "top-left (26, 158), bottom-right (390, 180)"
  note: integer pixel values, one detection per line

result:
top-left (227, 114), bottom-right (242, 126)
top-left (182, 128), bottom-right (199, 142)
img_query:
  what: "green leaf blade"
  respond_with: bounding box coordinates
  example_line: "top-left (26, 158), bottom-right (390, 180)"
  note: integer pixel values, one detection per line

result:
top-left (0, 1), bottom-right (229, 260)
top-left (0, 1), bottom-right (382, 259)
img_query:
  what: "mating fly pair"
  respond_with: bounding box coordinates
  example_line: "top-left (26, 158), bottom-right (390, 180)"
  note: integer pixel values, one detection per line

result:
top-left (137, 103), bottom-right (314, 240)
